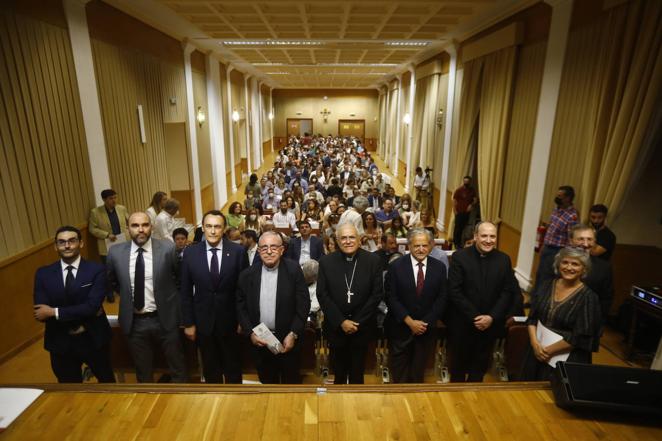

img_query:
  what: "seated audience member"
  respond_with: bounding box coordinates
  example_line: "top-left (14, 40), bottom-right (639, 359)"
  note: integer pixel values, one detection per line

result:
top-left (244, 190), bottom-right (260, 212)
top-left (403, 200), bottom-right (421, 228)
top-left (262, 190), bottom-right (279, 212)
top-left (244, 208), bottom-right (262, 234)
top-left (225, 227), bottom-right (242, 244)
top-left (324, 234), bottom-right (339, 255)
top-left (273, 199), bottom-right (298, 231)
top-left (301, 198), bottom-right (322, 223)
top-left (395, 193), bottom-right (413, 214)
top-left (172, 227), bottom-right (189, 260)
top-left (386, 216), bottom-right (408, 239)
top-left (146, 191), bottom-right (167, 224)
top-left (339, 195), bottom-right (368, 236)
top-left (375, 232), bottom-right (399, 272)
top-left (368, 187), bottom-right (383, 211)
top-left (245, 173), bottom-right (261, 198)
top-left (361, 211), bottom-right (382, 252)
top-left (375, 198), bottom-right (399, 229)
top-left (286, 220), bottom-right (323, 264)
top-left (226, 202), bottom-right (245, 230)
top-left (416, 209), bottom-right (437, 238)
top-left (153, 198), bottom-right (180, 241)
top-left (519, 246), bottom-right (601, 380)
top-left (241, 229), bottom-right (259, 266)
top-left (301, 259), bottom-right (321, 314)
top-left (33, 225), bottom-right (115, 383)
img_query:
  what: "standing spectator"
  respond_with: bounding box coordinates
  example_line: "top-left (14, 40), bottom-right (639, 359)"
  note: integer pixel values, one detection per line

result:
top-left (146, 191), bottom-right (167, 224)
top-left (452, 176), bottom-right (477, 249)
top-left (153, 198), bottom-right (179, 242)
top-left (226, 202), bottom-right (245, 231)
top-left (88, 189), bottom-right (129, 264)
top-left (589, 204), bottom-right (616, 261)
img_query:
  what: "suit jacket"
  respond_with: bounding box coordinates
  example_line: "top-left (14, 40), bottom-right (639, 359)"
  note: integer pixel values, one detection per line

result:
top-left (88, 204), bottom-right (129, 256)
top-left (385, 255), bottom-right (448, 339)
top-left (236, 258), bottom-right (310, 342)
top-left (286, 236), bottom-right (323, 263)
top-left (107, 238), bottom-right (181, 335)
top-left (317, 249), bottom-right (384, 346)
top-left (34, 259), bottom-right (111, 354)
top-left (447, 246), bottom-right (519, 334)
top-left (180, 239), bottom-right (249, 336)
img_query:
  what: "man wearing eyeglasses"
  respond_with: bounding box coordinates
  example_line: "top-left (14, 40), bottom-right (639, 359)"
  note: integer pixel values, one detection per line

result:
top-left (236, 232), bottom-right (310, 383)
top-left (33, 226), bottom-right (115, 383)
top-left (180, 210), bottom-right (249, 383)
top-left (317, 223), bottom-right (383, 384)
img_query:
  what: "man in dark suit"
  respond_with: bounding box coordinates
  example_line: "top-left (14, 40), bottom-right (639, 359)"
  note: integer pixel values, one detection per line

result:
top-left (447, 221), bottom-right (519, 382)
top-left (236, 231), bottom-right (310, 383)
top-left (33, 225), bottom-right (115, 383)
top-left (385, 228), bottom-right (448, 383)
top-left (107, 212), bottom-right (188, 383)
top-left (286, 220), bottom-right (323, 265)
top-left (317, 223), bottom-right (383, 384)
top-left (180, 210), bottom-right (249, 383)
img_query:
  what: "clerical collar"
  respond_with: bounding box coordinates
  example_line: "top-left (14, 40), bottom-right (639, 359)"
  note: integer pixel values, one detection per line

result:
top-left (342, 251), bottom-right (358, 262)
top-left (263, 263), bottom-right (279, 272)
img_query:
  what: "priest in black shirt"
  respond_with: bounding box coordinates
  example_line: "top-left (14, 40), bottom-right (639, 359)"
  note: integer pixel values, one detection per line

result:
top-left (317, 223), bottom-right (383, 384)
top-left (447, 221), bottom-right (520, 382)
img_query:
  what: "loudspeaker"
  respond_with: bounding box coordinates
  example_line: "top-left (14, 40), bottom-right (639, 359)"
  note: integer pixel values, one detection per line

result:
top-left (551, 362), bottom-right (662, 416)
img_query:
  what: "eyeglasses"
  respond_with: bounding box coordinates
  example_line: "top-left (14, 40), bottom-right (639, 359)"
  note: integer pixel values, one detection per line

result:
top-left (56, 238), bottom-right (79, 247)
top-left (338, 235), bottom-right (357, 242)
top-left (258, 245), bottom-right (282, 253)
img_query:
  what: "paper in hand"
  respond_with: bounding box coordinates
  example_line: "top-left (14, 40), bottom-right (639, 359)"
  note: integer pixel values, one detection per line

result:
top-left (253, 323), bottom-right (284, 354)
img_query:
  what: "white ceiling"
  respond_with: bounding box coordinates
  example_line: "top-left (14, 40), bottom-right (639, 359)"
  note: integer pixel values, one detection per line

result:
top-left (107, 0), bottom-right (535, 88)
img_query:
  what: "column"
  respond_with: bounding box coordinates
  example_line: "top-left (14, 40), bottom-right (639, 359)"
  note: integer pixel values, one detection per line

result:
top-left (63, 0), bottom-right (111, 205)
top-left (226, 65), bottom-right (237, 192)
top-left (182, 42), bottom-right (203, 223)
top-left (404, 65), bottom-right (416, 192)
top-left (514, 0), bottom-right (574, 290)
top-left (393, 74), bottom-right (403, 177)
top-left (206, 53), bottom-right (228, 208)
top-left (251, 77), bottom-right (262, 170)
top-left (269, 88), bottom-right (274, 152)
top-left (243, 74), bottom-right (252, 173)
top-left (436, 44), bottom-right (458, 233)
top-left (256, 80), bottom-right (264, 166)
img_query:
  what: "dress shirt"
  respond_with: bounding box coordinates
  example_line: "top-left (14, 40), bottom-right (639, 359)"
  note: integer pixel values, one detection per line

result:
top-left (153, 211), bottom-right (175, 241)
top-left (299, 238), bottom-right (311, 265)
top-left (55, 255), bottom-right (82, 320)
top-left (272, 210), bottom-right (298, 230)
top-left (259, 264), bottom-right (279, 330)
top-left (130, 239), bottom-right (155, 313)
top-left (410, 255), bottom-right (428, 281)
top-left (106, 207), bottom-right (121, 235)
top-left (414, 174), bottom-right (425, 188)
top-left (206, 240), bottom-right (223, 272)
top-left (247, 244), bottom-right (258, 265)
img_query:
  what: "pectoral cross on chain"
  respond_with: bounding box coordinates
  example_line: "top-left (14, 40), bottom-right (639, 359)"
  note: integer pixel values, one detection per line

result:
top-left (347, 290), bottom-right (354, 304)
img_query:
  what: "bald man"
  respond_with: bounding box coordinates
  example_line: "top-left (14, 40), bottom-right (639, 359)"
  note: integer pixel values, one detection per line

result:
top-left (317, 223), bottom-right (383, 384)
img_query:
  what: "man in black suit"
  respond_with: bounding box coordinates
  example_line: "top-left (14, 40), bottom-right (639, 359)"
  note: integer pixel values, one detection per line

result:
top-left (385, 228), bottom-right (448, 383)
top-left (107, 212), bottom-right (188, 383)
top-left (286, 220), bottom-right (323, 265)
top-left (317, 223), bottom-right (383, 384)
top-left (447, 221), bottom-right (519, 382)
top-left (33, 226), bottom-right (115, 383)
top-left (180, 210), bottom-right (249, 383)
top-left (236, 231), bottom-right (310, 384)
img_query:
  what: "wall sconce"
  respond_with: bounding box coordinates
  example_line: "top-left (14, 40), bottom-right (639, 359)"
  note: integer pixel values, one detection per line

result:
top-left (320, 108), bottom-right (331, 122)
top-left (232, 110), bottom-right (240, 122)
top-left (196, 106), bottom-right (206, 127)
top-left (436, 108), bottom-right (444, 128)
top-left (268, 111), bottom-right (274, 120)
top-left (403, 113), bottom-right (411, 125)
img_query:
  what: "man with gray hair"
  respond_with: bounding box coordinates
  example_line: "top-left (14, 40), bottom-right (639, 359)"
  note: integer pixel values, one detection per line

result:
top-left (339, 195), bottom-right (369, 235)
top-left (384, 228), bottom-right (448, 383)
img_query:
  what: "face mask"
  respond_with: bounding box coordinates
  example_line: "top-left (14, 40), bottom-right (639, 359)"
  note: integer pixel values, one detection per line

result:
top-left (268, 194), bottom-right (274, 198)
top-left (554, 197), bottom-right (563, 206)
top-left (402, 205), bottom-right (409, 210)
top-left (249, 215), bottom-right (257, 221)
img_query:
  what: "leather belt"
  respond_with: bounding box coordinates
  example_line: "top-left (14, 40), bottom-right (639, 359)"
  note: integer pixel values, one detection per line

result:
top-left (134, 311), bottom-right (158, 319)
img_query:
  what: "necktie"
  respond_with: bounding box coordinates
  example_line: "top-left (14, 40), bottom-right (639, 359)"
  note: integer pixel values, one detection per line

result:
top-left (134, 248), bottom-right (145, 310)
top-left (64, 265), bottom-right (75, 304)
top-left (210, 248), bottom-right (220, 287)
top-left (416, 262), bottom-right (424, 297)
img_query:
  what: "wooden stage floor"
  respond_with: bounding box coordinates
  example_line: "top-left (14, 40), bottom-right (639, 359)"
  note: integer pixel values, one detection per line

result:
top-left (0, 383), bottom-right (660, 440)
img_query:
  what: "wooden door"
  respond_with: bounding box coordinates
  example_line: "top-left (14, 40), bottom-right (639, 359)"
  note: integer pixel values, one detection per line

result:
top-left (338, 119), bottom-right (365, 141)
top-left (287, 119), bottom-right (300, 137)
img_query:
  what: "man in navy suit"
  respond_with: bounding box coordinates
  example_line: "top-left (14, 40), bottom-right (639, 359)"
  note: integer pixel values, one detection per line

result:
top-left (33, 226), bottom-right (115, 383)
top-left (180, 210), bottom-right (249, 383)
top-left (286, 220), bottom-right (323, 265)
top-left (236, 231), bottom-right (310, 383)
top-left (385, 228), bottom-right (448, 383)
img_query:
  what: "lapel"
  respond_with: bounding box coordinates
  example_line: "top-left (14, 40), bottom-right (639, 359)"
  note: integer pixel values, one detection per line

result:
top-left (51, 261), bottom-right (66, 299)
top-left (219, 239), bottom-right (233, 286)
top-left (252, 262), bottom-right (263, 318)
top-left (121, 241), bottom-right (132, 293)
top-left (406, 257), bottom-right (418, 297)
top-left (152, 239), bottom-right (162, 293)
top-left (200, 241), bottom-right (216, 288)
top-left (275, 260), bottom-right (287, 317)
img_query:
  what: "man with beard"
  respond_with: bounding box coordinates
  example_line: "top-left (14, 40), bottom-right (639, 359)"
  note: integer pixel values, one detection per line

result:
top-left (533, 185), bottom-right (578, 292)
top-left (588, 204), bottom-right (616, 261)
top-left (317, 223), bottom-right (383, 384)
top-left (107, 212), bottom-right (188, 383)
top-left (447, 221), bottom-right (520, 382)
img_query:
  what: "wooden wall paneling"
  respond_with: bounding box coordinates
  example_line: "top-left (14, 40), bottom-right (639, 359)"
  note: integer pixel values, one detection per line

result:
top-left (398, 160), bottom-right (407, 187)
top-left (201, 184), bottom-right (215, 213)
top-left (365, 138), bottom-right (377, 151)
top-left (172, 190), bottom-right (193, 223)
top-left (498, 222), bottom-right (521, 267)
top-left (160, 62), bottom-right (187, 123)
top-left (263, 139), bottom-right (271, 157)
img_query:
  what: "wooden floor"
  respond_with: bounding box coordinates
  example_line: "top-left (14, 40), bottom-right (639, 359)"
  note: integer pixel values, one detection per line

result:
top-left (1, 383), bottom-right (660, 440)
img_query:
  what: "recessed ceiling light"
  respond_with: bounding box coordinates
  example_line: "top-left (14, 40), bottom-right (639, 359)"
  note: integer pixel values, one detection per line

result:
top-left (385, 41), bottom-right (430, 47)
top-left (222, 40), bottom-right (323, 46)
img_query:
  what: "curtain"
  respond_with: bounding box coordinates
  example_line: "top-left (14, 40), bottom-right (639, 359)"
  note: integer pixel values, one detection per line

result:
top-left (580, 0), bottom-right (662, 220)
top-left (476, 46), bottom-right (517, 223)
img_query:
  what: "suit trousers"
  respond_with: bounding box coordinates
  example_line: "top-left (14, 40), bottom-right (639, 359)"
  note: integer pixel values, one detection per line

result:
top-left (330, 338), bottom-right (368, 384)
top-left (253, 345), bottom-right (302, 384)
top-left (49, 333), bottom-right (115, 383)
top-left (127, 315), bottom-right (188, 383)
top-left (453, 212), bottom-right (470, 249)
top-left (447, 328), bottom-right (495, 383)
top-left (388, 331), bottom-right (436, 383)
top-left (197, 328), bottom-right (242, 384)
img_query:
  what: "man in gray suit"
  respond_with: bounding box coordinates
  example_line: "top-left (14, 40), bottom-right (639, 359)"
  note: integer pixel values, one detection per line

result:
top-left (107, 211), bottom-right (188, 383)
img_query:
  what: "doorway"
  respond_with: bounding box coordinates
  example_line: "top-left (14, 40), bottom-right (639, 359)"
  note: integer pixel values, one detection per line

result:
top-left (287, 118), bottom-right (313, 137)
top-left (338, 119), bottom-right (365, 141)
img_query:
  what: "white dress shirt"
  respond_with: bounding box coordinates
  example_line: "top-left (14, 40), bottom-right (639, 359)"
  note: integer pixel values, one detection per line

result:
top-left (247, 244), bottom-right (258, 265)
top-left (410, 254), bottom-right (428, 285)
top-left (130, 239), bottom-right (156, 313)
top-left (299, 238), bottom-right (311, 265)
top-left (206, 240), bottom-right (223, 272)
top-left (259, 265), bottom-right (279, 330)
top-left (153, 211), bottom-right (175, 241)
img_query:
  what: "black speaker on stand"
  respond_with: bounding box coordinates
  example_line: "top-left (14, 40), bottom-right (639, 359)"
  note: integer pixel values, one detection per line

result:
top-left (551, 362), bottom-right (662, 417)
